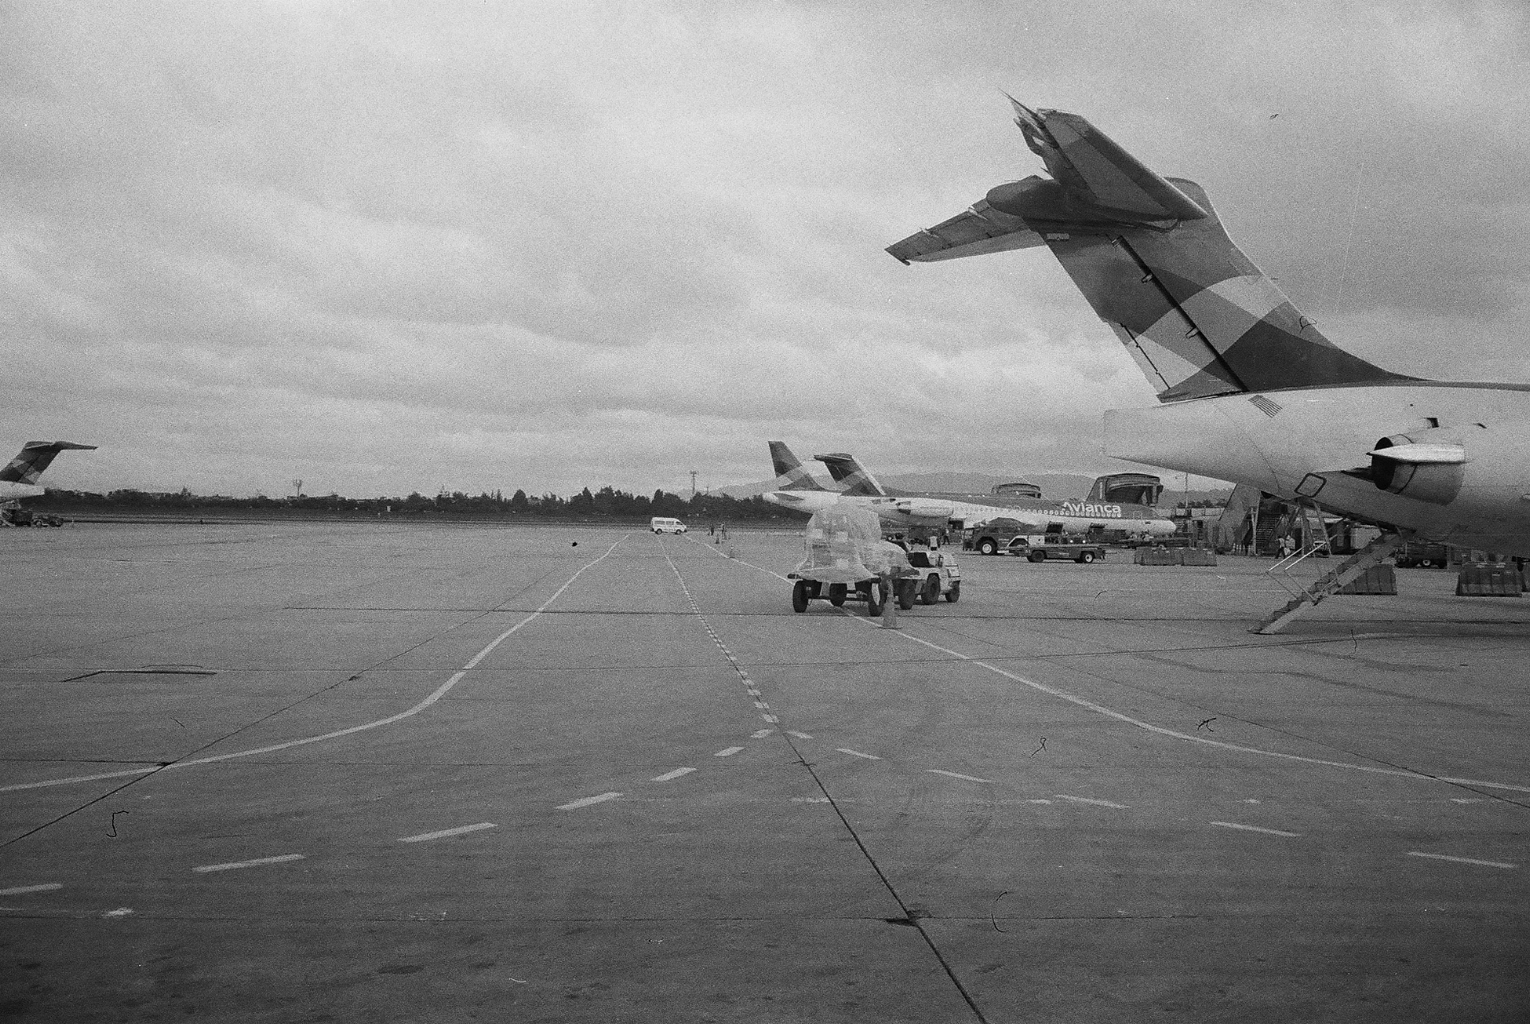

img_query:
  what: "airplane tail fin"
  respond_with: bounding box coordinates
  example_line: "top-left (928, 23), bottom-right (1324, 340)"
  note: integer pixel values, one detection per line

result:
top-left (814, 453), bottom-right (886, 497)
top-left (768, 441), bottom-right (826, 491)
top-left (888, 100), bottom-right (1416, 402)
top-left (1, 441), bottom-right (97, 485)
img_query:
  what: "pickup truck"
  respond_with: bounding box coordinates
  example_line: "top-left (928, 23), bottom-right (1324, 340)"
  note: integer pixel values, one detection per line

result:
top-left (1008, 535), bottom-right (1106, 564)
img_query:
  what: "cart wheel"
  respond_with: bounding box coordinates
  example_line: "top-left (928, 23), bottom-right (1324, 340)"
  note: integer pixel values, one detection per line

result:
top-left (945, 582), bottom-right (960, 603)
top-left (828, 583), bottom-right (847, 606)
top-left (1419, 559), bottom-right (1433, 568)
top-left (791, 580), bottom-right (809, 613)
top-left (865, 580), bottom-right (885, 617)
top-left (1028, 551), bottom-right (1044, 563)
top-left (1079, 551), bottom-right (1095, 563)
top-left (978, 538), bottom-right (998, 556)
top-left (897, 581), bottom-right (915, 611)
top-left (921, 574), bottom-right (939, 605)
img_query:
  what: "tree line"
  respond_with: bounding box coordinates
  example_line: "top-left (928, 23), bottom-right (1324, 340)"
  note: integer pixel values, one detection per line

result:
top-left (36, 485), bottom-right (806, 524)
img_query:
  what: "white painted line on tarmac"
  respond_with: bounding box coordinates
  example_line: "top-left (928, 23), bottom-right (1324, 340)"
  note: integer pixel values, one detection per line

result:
top-left (752, 701), bottom-right (770, 709)
top-left (102, 907), bottom-right (134, 918)
top-left (866, 626), bottom-right (1530, 798)
top-left (761, 714), bottom-right (778, 724)
top-left (1210, 821), bottom-right (1300, 838)
top-left (1055, 794), bottom-right (1127, 809)
top-left (6, 539), bottom-right (631, 794)
top-left (1027, 799), bottom-right (1053, 805)
top-left (0, 883), bottom-right (62, 896)
top-left (557, 792), bottom-right (621, 811)
top-left (715, 747), bottom-right (743, 758)
top-left (929, 769), bottom-right (991, 784)
top-left (399, 822), bottom-right (497, 844)
top-left (193, 853), bottom-right (306, 874)
top-left (837, 748), bottom-right (881, 760)
top-left (1451, 798), bottom-right (1484, 804)
top-left (785, 730), bottom-right (812, 740)
top-left (651, 768), bottom-right (696, 782)
top-left (1407, 851), bottom-right (1516, 869)
top-left (751, 729), bottom-right (773, 739)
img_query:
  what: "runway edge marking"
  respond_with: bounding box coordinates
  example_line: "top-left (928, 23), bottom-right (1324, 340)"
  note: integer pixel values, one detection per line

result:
top-left (2, 538), bottom-right (629, 794)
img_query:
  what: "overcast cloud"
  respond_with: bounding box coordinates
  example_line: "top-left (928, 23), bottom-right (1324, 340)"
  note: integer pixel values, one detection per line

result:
top-left (4, 1), bottom-right (1528, 497)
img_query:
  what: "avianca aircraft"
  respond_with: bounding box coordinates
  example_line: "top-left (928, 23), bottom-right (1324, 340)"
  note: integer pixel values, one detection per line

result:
top-left (888, 99), bottom-right (1530, 559)
top-left (814, 452), bottom-right (1175, 537)
top-left (761, 442), bottom-right (1175, 536)
top-left (0, 441), bottom-right (96, 502)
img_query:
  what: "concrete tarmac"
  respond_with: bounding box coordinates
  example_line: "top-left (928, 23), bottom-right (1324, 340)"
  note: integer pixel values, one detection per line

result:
top-left (2, 522), bottom-right (1528, 1022)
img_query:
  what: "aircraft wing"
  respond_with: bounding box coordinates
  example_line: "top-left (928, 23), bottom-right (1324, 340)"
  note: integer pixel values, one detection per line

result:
top-left (886, 199), bottom-right (1045, 264)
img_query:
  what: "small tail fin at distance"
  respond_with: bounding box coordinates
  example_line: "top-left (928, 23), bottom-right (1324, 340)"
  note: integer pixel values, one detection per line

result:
top-left (1, 441), bottom-right (97, 485)
top-left (768, 441), bottom-right (827, 491)
top-left (813, 453), bottom-right (887, 497)
top-left (887, 98), bottom-right (1417, 402)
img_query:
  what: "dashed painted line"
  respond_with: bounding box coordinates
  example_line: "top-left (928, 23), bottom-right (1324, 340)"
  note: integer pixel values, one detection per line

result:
top-left (0, 882), bottom-right (62, 896)
top-left (1055, 794), bottom-right (1128, 809)
top-left (1407, 851), bottom-right (1516, 869)
top-left (838, 748), bottom-right (881, 760)
top-left (557, 792), bottom-right (622, 811)
top-left (193, 853), bottom-right (306, 874)
top-left (785, 730), bottom-right (813, 740)
top-left (751, 729), bottom-right (773, 739)
top-left (1210, 821), bottom-right (1300, 838)
top-left (715, 747), bottom-right (743, 758)
top-left (651, 767), bottom-right (696, 782)
top-left (398, 822), bottom-right (497, 844)
top-left (928, 769), bottom-right (991, 784)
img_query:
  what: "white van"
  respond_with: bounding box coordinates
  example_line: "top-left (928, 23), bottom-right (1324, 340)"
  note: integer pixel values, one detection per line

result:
top-left (650, 517), bottom-right (687, 534)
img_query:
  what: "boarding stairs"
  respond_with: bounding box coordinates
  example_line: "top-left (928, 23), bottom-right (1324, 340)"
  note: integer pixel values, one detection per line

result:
top-left (1254, 502), bottom-right (1407, 634)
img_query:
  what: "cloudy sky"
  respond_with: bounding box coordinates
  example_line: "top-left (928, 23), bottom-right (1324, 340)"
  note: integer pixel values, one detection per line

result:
top-left (5, 1), bottom-right (1528, 498)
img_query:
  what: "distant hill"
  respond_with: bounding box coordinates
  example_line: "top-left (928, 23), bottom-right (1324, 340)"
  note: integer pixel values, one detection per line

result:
top-left (879, 471), bottom-right (1095, 498)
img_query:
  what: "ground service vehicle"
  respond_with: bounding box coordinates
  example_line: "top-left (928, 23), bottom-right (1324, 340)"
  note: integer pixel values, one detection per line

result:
top-left (965, 517), bottom-right (1031, 555)
top-left (1394, 541), bottom-right (1450, 568)
top-left (650, 517), bottom-right (687, 534)
top-left (788, 507), bottom-right (920, 615)
top-left (907, 548), bottom-right (961, 603)
top-left (1009, 535), bottom-right (1107, 563)
top-left (0, 508), bottom-right (64, 527)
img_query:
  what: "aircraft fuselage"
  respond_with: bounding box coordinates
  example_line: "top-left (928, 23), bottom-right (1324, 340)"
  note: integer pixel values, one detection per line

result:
top-left (1105, 383), bottom-right (1530, 557)
top-left (763, 488), bottom-right (1177, 536)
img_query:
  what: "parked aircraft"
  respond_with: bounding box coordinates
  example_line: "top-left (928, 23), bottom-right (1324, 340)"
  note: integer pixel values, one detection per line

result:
top-left (813, 452), bottom-right (1176, 537)
top-left (887, 98), bottom-right (1530, 566)
top-left (0, 441), bottom-right (96, 502)
top-left (762, 443), bottom-right (1175, 537)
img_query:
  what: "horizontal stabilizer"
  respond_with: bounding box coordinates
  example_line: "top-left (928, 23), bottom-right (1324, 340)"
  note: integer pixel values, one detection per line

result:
top-left (886, 199), bottom-right (1045, 265)
top-left (1006, 97), bottom-right (1207, 222)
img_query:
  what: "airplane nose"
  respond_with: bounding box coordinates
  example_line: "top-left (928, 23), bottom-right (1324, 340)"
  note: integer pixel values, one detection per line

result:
top-left (1104, 403), bottom-right (1278, 491)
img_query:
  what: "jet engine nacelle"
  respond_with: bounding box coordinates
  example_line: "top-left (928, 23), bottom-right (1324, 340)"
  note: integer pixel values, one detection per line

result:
top-left (1368, 431), bottom-right (1467, 506)
top-left (896, 500), bottom-right (957, 520)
